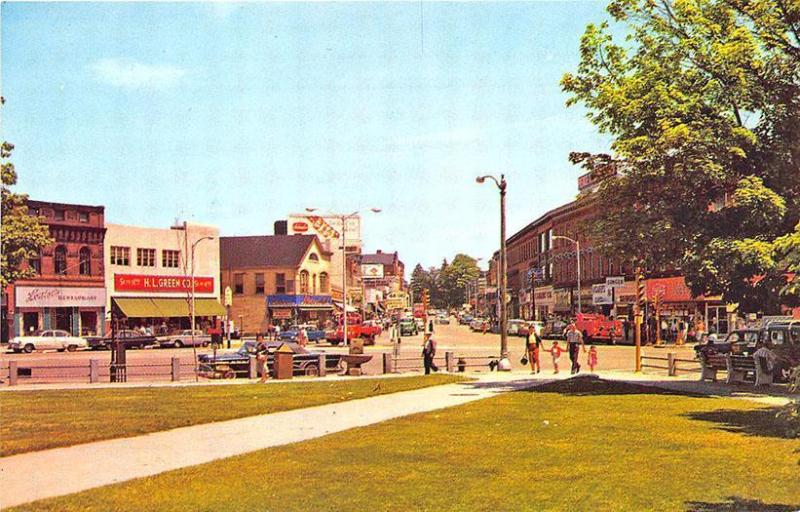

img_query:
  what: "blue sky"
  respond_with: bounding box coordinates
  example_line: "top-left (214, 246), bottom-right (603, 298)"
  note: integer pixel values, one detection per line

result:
top-left (2, 1), bottom-right (612, 270)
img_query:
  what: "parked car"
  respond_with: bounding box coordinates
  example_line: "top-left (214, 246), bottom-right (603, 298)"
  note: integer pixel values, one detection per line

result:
top-left (399, 318), bottom-right (419, 336)
top-left (360, 320), bottom-right (383, 339)
top-left (280, 324), bottom-right (327, 343)
top-left (325, 323), bottom-right (376, 345)
top-left (9, 330), bottom-right (88, 353)
top-left (518, 321), bottom-right (544, 338)
top-left (86, 329), bottom-right (158, 350)
top-left (470, 318), bottom-right (489, 331)
top-left (157, 329), bottom-right (211, 348)
top-left (693, 329), bottom-right (761, 357)
top-left (507, 319), bottom-right (529, 336)
top-left (414, 317), bottom-right (426, 331)
top-left (459, 315), bottom-right (474, 325)
top-left (544, 318), bottom-right (568, 339)
top-left (436, 314), bottom-right (450, 325)
top-left (198, 341), bottom-right (343, 377)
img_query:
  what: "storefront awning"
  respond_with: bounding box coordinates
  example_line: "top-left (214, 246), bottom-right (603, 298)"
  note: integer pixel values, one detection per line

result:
top-left (332, 301), bottom-right (358, 313)
top-left (113, 298), bottom-right (225, 318)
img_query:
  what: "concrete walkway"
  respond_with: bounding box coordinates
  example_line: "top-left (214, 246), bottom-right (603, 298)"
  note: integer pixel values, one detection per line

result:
top-left (1, 370), bottom-right (794, 508)
top-left (0, 373), bottom-right (547, 508)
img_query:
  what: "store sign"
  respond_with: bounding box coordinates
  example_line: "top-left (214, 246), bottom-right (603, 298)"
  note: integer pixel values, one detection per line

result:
top-left (16, 286), bottom-right (106, 308)
top-left (271, 309), bottom-right (292, 319)
top-left (592, 284), bottom-right (614, 305)
top-left (605, 276), bottom-right (625, 288)
top-left (292, 221), bottom-right (309, 233)
top-left (267, 294), bottom-right (333, 307)
top-left (115, 274), bottom-right (214, 294)
top-left (645, 277), bottom-right (696, 303)
top-left (361, 263), bottom-right (384, 279)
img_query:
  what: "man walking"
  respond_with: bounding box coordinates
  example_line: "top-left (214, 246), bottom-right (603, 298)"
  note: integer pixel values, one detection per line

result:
top-left (422, 333), bottom-right (439, 374)
top-left (565, 323), bottom-right (585, 374)
top-left (254, 334), bottom-right (269, 383)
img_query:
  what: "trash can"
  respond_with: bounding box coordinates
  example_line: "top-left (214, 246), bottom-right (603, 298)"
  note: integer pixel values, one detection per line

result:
top-left (274, 343), bottom-right (294, 380)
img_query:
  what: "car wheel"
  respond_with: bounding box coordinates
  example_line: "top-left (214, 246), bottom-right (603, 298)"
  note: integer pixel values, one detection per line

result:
top-left (202, 341), bottom-right (209, 347)
top-left (223, 370), bottom-right (236, 379)
top-left (174, 340), bottom-right (184, 348)
top-left (67, 345), bottom-right (78, 352)
top-left (304, 364), bottom-right (319, 377)
top-left (23, 344), bottom-right (34, 353)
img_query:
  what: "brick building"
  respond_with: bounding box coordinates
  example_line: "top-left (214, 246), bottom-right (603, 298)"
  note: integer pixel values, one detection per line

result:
top-left (359, 250), bottom-right (405, 314)
top-left (220, 235), bottom-right (333, 334)
top-left (4, 200), bottom-right (107, 339)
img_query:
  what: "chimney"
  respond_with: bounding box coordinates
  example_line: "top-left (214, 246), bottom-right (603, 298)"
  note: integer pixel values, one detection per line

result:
top-left (376, 249), bottom-right (382, 254)
top-left (274, 220), bottom-right (287, 235)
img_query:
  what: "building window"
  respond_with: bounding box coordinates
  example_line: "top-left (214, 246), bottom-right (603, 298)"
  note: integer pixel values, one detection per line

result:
top-left (319, 272), bottom-right (329, 293)
top-left (79, 211), bottom-right (89, 223)
top-left (309, 253), bottom-right (319, 262)
top-left (276, 273), bottom-right (286, 294)
top-left (29, 252), bottom-right (41, 274)
top-left (312, 274), bottom-right (317, 293)
top-left (28, 206), bottom-right (40, 217)
top-left (255, 273), bottom-right (265, 294)
top-left (79, 247), bottom-right (91, 275)
top-left (137, 248), bottom-right (156, 267)
top-left (299, 270), bottom-right (310, 294)
top-left (54, 209), bottom-right (65, 221)
top-left (162, 250), bottom-right (180, 268)
top-left (234, 273), bottom-right (244, 294)
top-left (110, 246), bottom-right (130, 266)
top-left (55, 245), bottom-right (67, 274)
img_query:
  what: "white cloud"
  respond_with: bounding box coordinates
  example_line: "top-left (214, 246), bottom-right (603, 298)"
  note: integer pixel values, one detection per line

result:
top-left (90, 58), bottom-right (187, 90)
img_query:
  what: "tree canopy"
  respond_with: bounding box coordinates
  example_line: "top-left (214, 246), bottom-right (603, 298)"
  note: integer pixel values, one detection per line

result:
top-left (410, 254), bottom-right (481, 308)
top-left (562, 0), bottom-right (800, 312)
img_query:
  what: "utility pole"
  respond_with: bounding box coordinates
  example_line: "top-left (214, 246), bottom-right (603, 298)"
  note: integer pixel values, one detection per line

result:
top-left (635, 267), bottom-right (644, 372)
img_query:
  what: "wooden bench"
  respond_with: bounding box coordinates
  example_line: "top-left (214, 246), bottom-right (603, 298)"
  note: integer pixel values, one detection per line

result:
top-left (699, 353), bottom-right (727, 382)
top-left (726, 354), bottom-right (756, 384)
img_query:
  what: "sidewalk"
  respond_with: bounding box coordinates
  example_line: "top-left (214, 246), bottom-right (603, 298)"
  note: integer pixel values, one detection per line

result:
top-left (0, 372), bottom-right (548, 508)
top-left (1, 370), bottom-right (793, 508)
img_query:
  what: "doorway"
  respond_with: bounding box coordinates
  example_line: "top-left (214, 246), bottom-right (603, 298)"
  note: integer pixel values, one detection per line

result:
top-left (22, 312), bottom-right (40, 335)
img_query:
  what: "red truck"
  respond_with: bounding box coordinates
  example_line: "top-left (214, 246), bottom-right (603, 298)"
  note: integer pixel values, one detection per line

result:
top-left (325, 322), bottom-right (378, 346)
top-left (574, 313), bottom-right (622, 344)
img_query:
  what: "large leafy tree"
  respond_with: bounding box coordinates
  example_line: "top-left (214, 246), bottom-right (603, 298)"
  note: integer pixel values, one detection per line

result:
top-left (409, 255), bottom-right (481, 308)
top-left (1, 115), bottom-right (53, 288)
top-left (409, 263), bottom-right (427, 299)
top-left (562, 0), bottom-right (800, 312)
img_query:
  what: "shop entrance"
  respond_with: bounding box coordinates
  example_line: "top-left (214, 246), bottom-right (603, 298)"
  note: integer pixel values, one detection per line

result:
top-left (22, 312), bottom-right (39, 335)
top-left (80, 311), bottom-right (98, 336)
top-left (55, 307), bottom-right (73, 333)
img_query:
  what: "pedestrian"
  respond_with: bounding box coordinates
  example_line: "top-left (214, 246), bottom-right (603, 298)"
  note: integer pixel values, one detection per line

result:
top-left (525, 329), bottom-right (542, 374)
top-left (564, 323), bottom-right (585, 374)
top-left (254, 334), bottom-right (269, 383)
top-left (544, 341), bottom-right (564, 374)
top-left (274, 323), bottom-right (281, 340)
top-left (428, 319), bottom-right (434, 333)
top-left (422, 333), bottom-right (439, 374)
top-left (482, 321), bottom-right (488, 335)
top-left (622, 318), bottom-right (630, 342)
top-left (297, 326), bottom-right (308, 348)
top-left (587, 344), bottom-right (598, 372)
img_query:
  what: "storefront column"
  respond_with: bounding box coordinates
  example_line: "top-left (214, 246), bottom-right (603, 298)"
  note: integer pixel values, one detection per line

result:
top-left (72, 307), bottom-right (80, 336)
top-left (43, 307), bottom-right (51, 330)
top-left (13, 312), bottom-right (21, 337)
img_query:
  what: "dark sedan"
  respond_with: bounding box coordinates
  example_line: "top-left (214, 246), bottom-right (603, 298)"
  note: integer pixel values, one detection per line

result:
top-left (198, 341), bottom-right (343, 377)
top-left (86, 329), bottom-right (158, 350)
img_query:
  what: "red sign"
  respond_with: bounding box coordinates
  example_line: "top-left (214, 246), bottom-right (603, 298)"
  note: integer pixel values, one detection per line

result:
top-left (292, 221), bottom-right (309, 233)
top-left (645, 277), bottom-right (696, 303)
top-left (115, 274), bottom-right (214, 293)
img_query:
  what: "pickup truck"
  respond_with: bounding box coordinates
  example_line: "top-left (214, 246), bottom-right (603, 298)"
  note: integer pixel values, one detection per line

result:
top-left (325, 323), bottom-right (376, 346)
top-left (86, 329), bottom-right (158, 350)
top-left (156, 329), bottom-right (211, 348)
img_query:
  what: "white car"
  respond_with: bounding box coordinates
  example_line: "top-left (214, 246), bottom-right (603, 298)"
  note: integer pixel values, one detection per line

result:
top-left (156, 329), bottom-right (211, 348)
top-left (10, 330), bottom-right (88, 353)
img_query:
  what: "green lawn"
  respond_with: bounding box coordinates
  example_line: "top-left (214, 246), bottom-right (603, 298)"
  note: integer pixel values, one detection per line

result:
top-left (12, 376), bottom-right (800, 512)
top-left (0, 374), bottom-right (466, 456)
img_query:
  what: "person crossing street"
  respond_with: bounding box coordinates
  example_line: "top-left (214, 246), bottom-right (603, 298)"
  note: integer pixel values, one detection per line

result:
top-left (565, 322), bottom-right (586, 374)
top-left (422, 333), bottom-right (439, 374)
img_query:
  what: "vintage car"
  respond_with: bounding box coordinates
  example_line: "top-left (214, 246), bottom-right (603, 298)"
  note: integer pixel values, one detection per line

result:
top-left (198, 341), bottom-right (343, 377)
top-left (9, 330), bottom-right (88, 353)
top-left (86, 329), bottom-right (158, 350)
top-left (280, 324), bottom-right (327, 343)
top-left (399, 318), bottom-right (419, 336)
top-left (436, 314), bottom-right (451, 325)
top-left (157, 329), bottom-right (211, 348)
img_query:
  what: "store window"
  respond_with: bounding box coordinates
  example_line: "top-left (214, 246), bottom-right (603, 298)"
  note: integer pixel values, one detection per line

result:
top-left (137, 248), bottom-right (156, 267)
top-left (54, 245), bottom-right (68, 274)
top-left (162, 250), bottom-right (180, 268)
top-left (111, 246), bottom-right (130, 266)
top-left (79, 211), bottom-right (89, 223)
top-left (276, 273), bottom-right (286, 294)
top-left (299, 270), bottom-right (310, 294)
top-left (255, 273), bottom-right (265, 294)
top-left (234, 273), bottom-right (244, 294)
top-left (319, 272), bottom-right (329, 293)
top-left (79, 247), bottom-right (91, 275)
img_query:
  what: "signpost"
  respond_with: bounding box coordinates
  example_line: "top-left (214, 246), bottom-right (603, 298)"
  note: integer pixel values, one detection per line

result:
top-left (224, 286), bottom-right (233, 349)
top-left (605, 276), bottom-right (625, 317)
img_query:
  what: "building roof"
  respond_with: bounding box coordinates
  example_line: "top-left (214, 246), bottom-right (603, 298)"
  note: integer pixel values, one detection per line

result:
top-left (220, 235), bottom-right (320, 269)
top-left (360, 251), bottom-right (397, 266)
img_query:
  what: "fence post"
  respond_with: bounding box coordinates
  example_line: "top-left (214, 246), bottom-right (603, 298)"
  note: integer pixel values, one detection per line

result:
top-left (445, 351), bottom-right (454, 373)
top-left (383, 353), bottom-right (393, 374)
top-left (172, 357), bottom-right (181, 382)
top-left (90, 359), bottom-right (99, 383)
top-left (248, 356), bottom-right (257, 379)
top-left (667, 352), bottom-right (676, 377)
top-left (318, 353), bottom-right (327, 377)
top-left (9, 361), bottom-right (18, 386)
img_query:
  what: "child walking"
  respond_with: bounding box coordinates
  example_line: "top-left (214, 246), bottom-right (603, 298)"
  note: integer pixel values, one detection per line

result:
top-left (587, 344), bottom-right (598, 372)
top-left (544, 341), bottom-right (564, 374)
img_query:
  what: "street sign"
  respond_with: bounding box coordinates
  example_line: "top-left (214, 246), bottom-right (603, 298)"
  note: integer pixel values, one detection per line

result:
top-left (592, 284), bottom-right (614, 305)
top-left (605, 276), bottom-right (625, 288)
top-left (224, 286), bottom-right (233, 306)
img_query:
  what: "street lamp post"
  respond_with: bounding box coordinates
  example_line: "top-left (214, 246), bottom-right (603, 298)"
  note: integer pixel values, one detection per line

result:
top-left (190, 235), bottom-right (215, 381)
top-left (553, 235), bottom-right (581, 315)
top-left (306, 207), bottom-right (381, 347)
top-left (476, 174), bottom-right (510, 370)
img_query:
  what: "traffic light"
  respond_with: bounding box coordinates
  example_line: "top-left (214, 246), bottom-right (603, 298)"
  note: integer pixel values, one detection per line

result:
top-left (422, 289), bottom-right (430, 311)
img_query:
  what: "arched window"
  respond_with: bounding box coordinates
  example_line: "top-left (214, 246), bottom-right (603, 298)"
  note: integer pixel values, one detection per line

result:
top-left (319, 272), bottom-right (329, 294)
top-left (309, 253), bottom-right (319, 262)
top-left (299, 270), bottom-right (309, 294)
top-left (54, 245), bottom-right (67, 275)
top-left (79, 247), bottom-right (91, 275)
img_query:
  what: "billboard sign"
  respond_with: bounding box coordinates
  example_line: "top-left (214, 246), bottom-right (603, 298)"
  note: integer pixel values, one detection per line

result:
top-left (16, 286), bottom-right (106, 308)
top-left (361, 263), bottom-right (384, 279)
top-left (605, 276), bottom-right (625, 288)
top-left (114, 274), bottom-right (214, 294)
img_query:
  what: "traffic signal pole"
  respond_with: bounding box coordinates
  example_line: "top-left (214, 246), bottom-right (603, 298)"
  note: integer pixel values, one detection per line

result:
top-left (634, 267), bottom-right (643, 372)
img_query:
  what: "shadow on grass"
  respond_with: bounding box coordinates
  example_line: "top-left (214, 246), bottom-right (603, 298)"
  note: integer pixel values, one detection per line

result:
top-left (517, 374), bottom-right (710, 398)
top-left (686, 496), bottom-right (800, 511)
top-left (684, 408), bottom-right (793, 440)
